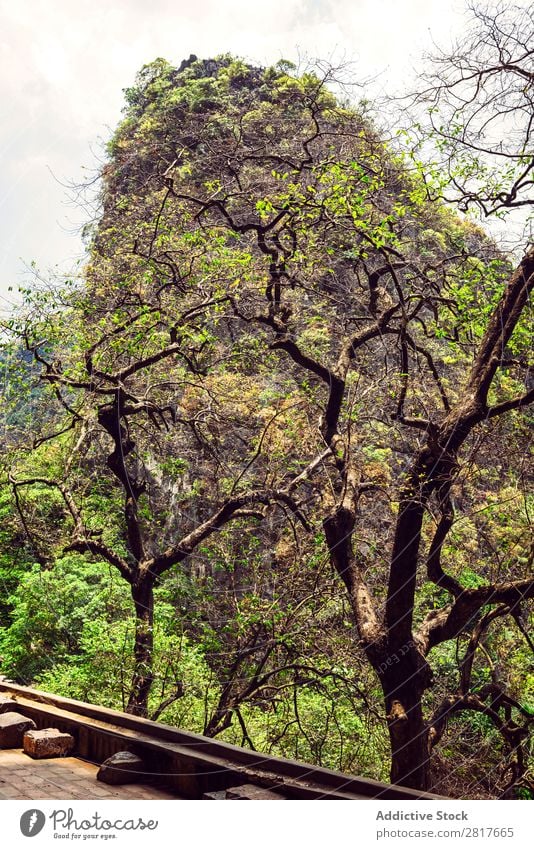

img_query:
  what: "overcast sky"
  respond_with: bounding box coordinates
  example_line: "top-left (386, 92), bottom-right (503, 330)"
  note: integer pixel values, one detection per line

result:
top-left (0, 0), bottom-right (481, 311)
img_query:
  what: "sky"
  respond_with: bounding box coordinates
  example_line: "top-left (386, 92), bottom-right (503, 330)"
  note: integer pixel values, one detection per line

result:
top-left (0, 0), bottom-right (473, 311)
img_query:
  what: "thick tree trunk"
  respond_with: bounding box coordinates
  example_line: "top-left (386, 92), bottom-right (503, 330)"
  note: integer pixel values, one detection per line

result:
top-left (385, 683), bottom-right (430, 790)
top-left (324, 503), bottom-right (433, 790)
top-left (127, 579), bottom-right (155, 717)
top-left (377, 451), bottom-right (435, 791)
top-left (377, 641), bottom-right (433, 791)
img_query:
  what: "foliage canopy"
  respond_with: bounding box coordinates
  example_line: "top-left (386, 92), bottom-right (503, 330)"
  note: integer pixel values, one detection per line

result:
top-left (1, 47), bottom-right (532, 797)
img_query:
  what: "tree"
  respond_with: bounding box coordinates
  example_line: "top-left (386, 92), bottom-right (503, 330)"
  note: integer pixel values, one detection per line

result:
top-left (4, 52), bottom-right (532, 794)
top-left (400, 1), bottom-right (534, 794)
top-left (412, 2), bottom-right (534, 220)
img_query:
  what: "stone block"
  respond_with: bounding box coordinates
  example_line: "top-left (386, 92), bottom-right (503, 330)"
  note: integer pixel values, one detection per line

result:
top-left (203, 790), bottom-right (227, 799)
top-left (23, 728), bottom-right (75, 759)
top-left (97, 751), bottom-right (147, 785)
top-left (0, 696), bottom-right (18, 714)
top-left (0, 712), bottom-right (36, 748)
top-left (225, 783), bottom-right (285, 800)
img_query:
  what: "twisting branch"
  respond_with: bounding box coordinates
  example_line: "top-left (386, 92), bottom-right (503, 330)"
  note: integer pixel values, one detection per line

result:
top-left (150, 488), bottom-right (311, 576)
top-left (8, 474), bottom-right (133, 581)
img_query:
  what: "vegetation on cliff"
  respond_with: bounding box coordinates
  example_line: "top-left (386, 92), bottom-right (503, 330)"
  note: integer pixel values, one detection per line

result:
top-left (1, 22), bottom-right (532, 797)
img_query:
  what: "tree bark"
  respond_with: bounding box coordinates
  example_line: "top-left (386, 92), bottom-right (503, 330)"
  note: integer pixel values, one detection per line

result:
top-left (385, 685), bottom-right (430, 789)
top-left (379, 641), bottom-right (433, 789)
top-left (127, 578), bottom-right (155, 717)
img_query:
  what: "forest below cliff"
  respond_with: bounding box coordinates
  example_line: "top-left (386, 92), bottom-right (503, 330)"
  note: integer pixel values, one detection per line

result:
top-left (0, 5), bottom-right (532, 800)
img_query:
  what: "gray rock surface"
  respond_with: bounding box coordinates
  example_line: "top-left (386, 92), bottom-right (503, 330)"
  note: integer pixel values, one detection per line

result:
top-left (97, 751), bottom-right (147, 785)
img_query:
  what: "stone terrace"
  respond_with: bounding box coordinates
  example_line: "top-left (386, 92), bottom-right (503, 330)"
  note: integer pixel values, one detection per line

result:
top-left (0, 749), bottom-right (179, 800)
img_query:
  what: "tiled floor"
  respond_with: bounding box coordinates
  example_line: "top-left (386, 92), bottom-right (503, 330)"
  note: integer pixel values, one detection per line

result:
top-left (0, 749), bottom-right (179, 800)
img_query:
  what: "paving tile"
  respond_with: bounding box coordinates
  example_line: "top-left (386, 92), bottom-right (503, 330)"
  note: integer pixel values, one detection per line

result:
top-left (89, 784), bottom-right (117, 797)
top-left (19, 774), bottom-right (49, 786)
top-left (2, 792), bottom-right (33, 799)
top-left (32, 786), bottom-right (70, 798)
